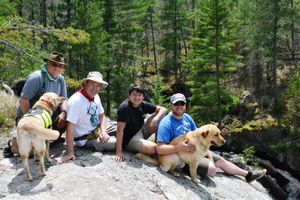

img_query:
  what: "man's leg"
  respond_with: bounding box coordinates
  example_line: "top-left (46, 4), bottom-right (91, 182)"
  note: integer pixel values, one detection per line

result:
top-left (126, 129), bottom-right (156, 155)
top-left (214, 156), bottom-right (248, 176)
top-left (84, 136), bottom-right (117, 152)
top-left (214, 156), bottom-right (267, 182)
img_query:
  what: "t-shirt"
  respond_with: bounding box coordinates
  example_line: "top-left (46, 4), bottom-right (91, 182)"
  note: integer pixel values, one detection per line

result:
top-left (16, 70), bottom-right (67, 118)
top-left (156, 112), bottom-right (196, 144)
top-left (67, 92), bottom-right (104, 147)
top-left (117, 99), bottom-right (157, 147)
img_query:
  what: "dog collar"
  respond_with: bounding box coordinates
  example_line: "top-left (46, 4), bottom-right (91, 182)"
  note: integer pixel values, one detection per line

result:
top-left (24, 108), bottom-right (52, 128)
top-left (39, 99), bottom-right (54, 111)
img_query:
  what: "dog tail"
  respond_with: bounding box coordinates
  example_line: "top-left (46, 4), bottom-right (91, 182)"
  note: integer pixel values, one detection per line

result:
top-left (22, 124), bottom-right (60, 140)
top-left (135, 153), bottom-right (159, 165)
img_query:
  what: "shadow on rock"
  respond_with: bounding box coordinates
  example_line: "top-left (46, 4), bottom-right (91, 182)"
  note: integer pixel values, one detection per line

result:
top-left (133, 157), bottom-right (214, 200)
top-left (7, 159), bottom-right (50, 195)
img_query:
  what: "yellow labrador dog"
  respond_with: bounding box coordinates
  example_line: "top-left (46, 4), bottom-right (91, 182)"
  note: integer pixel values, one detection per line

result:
top-left (17, 92), bottom-right (65, 180)
top-left (136, 124), bottom-right (225, 182)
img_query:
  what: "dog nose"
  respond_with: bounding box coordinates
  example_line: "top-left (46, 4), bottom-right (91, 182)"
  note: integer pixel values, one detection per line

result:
top-left (222, 139), bottom-right (226, 144)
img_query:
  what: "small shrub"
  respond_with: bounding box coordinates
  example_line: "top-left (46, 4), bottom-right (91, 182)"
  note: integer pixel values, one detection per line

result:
top-left (0, 91), bottom-right (17, 137)
top-left (240, 146), bottom-right (259, 168)
top-left (0, 115), bottom-right (5, 127)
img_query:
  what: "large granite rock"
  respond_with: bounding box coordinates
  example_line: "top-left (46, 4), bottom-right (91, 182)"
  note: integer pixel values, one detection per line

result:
top-left (0, 145), bottom-right (271, 200)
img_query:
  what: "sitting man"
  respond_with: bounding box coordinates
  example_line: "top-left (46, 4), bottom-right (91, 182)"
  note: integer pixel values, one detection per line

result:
top-left (114, 84), bottom-right (167, 162)
top-left (156, 93), bottom-right (267, 183)
top-left (3, 52), bottom-right (68, 157)
top-left (58, 71), bottom-right (116, 163)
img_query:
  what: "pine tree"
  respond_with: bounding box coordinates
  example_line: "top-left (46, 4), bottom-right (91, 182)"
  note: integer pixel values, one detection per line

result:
top-left (187, 0), bottom-right (242, 124)
top-left (159, 0), bottom-right (189, 89)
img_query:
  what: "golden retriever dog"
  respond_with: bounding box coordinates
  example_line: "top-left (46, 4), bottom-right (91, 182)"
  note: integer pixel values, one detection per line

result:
top-left (17, 92), bottom-right (65, 180)
top-left (136, 124), bottom-right (225, 182)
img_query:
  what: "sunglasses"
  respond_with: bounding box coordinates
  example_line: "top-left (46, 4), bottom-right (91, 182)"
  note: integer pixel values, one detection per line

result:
top-left (173, 101), bottom-right (186, 106)
top-left (50, 61), bottom-right (64, 69)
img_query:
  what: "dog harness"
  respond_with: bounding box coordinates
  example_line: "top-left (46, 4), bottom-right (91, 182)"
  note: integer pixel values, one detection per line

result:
top-left (23, 108), bottom-right (52, 128)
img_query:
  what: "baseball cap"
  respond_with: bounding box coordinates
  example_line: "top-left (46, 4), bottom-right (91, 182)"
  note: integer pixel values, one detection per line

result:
top-left (170, 93), bottom-right (186, 104)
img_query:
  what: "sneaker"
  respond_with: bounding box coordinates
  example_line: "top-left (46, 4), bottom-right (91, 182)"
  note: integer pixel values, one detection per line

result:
top-left (246, 169), bottom-right (267, 183)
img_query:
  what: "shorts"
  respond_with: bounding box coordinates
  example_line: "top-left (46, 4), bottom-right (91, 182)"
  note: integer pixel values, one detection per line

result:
top-left (83, 136), bottom-right (116, 152)
top-left (183, 152), bottom-right (221, 177)
top-left (125, 114), bottom-right (156, 153)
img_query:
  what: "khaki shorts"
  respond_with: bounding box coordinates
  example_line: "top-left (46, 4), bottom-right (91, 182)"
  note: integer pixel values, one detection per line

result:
top-left (125, 114), bottom-right (156, 153)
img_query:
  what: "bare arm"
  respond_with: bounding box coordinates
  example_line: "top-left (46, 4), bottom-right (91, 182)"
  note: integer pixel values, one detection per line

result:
top-left (19, 97), bottom-right (30, 115)
top-left (156, 141), bottom-right (196, 155)
top-left (114, 122), bottom-right (126, 162)
top-left (149, 105), bottom-right (167, 133)
top-left (58, 122), bottom-right (75, 164)
top-left (98, 113), bottom-right (110, 143)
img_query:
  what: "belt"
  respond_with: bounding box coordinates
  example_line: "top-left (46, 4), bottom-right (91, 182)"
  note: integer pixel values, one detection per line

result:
top-left (74, 127), bottom-right (100, 141)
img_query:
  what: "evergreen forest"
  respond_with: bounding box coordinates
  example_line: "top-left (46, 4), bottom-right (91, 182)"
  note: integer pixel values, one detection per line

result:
top-left (1, 0), bottom-right (300, 127)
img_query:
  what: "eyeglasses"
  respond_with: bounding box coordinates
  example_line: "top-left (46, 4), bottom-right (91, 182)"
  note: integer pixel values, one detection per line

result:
top-left (173, 101), bottom-right (186, 106)
top-left (50, 61), bottom-right (64, 69)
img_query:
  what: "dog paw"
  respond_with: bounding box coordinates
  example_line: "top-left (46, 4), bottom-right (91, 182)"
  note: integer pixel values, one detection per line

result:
top-left (192, 177), bottom-right (201, 183)
top-left (170, 171), bottom-right (181, 177)
top-left (39, 171), bottom-right (46, 176)
top-left (25, 175), bottom-right (33, 181)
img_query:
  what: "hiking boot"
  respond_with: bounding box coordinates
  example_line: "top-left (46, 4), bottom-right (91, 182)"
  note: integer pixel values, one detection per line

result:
top-left (3, 143), bottom-right (14, 158)
top-left (246, 169), bottom-right (267, 183)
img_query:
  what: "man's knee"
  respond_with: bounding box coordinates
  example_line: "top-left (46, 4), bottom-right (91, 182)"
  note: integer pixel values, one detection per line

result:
top-left (214, 156), bottom-right (226, 168)
top-left (141, 141), bottom-right (156, 155)
top-left (207, 164), bottom-right (217, 177)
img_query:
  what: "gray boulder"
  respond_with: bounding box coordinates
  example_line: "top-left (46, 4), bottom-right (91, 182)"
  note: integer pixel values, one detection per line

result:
top-left (0, 146), bottom-right (272, 200)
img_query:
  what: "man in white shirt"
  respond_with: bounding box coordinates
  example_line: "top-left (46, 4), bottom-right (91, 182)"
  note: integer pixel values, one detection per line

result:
top-left (59, 71), bottom-right (115, 163)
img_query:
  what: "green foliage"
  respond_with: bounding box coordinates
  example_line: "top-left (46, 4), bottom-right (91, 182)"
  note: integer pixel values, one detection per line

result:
top-left (53, 27), bottom-right (90, 45)
top-left (269, 142), bottom-right (300, 154)
top-left (186, 0), bottom-right (242, 124)
top-left (148, 74), bottom-right (169, 107)
top-left (271, 94), bottom-right (286, 117)
top-left (0, 15), bottom-right (90, 84)
top-left (0, 92), bottom-right (17, 136)
top-left (0, 115), bottom-right (4, 127)
top-left (64, 76), bottom-right (82, 96)
top-left (158, 0), bottom-right (189, 83)
top-left (287, 70), bottom-right (300, 98)
top-left (240, 146), bottom-right (259, 168)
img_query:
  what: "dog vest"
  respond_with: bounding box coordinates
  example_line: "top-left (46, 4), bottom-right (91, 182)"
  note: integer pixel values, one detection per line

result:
top-left (24, 108), bottom-right (52, 128)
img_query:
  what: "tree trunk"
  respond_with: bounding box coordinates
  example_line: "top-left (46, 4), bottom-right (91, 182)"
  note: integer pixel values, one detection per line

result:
top-left (271, 0), bottom-right (279, 98)
top-left (149, 6), bottom-right (158, 74)
top-left (40, 0), bottom-right (47, 49)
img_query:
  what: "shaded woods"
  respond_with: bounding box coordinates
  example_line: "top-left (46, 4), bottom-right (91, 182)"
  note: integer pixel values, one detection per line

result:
top-left (1, 1), bottom-right (300, 199)
top-left (0, 0), bottom-right (299, 129)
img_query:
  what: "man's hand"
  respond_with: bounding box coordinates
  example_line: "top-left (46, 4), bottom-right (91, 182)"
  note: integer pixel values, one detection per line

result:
top-left (114, 152), bottom-right (124, 162)
top-left (177, 140), bottom-right (196, 153)
top-left (99, 131), bottom-right (110, 143)
top-left (57, 152), bottom-right (75, 164)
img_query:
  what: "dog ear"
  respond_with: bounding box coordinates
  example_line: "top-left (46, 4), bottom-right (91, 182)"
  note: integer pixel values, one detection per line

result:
top-left (201, 130), bottom-right (209, 138)
top-left (183, 138), bottom-right (189, 144)
top-left (47, 99), bottom-right (55, 109)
